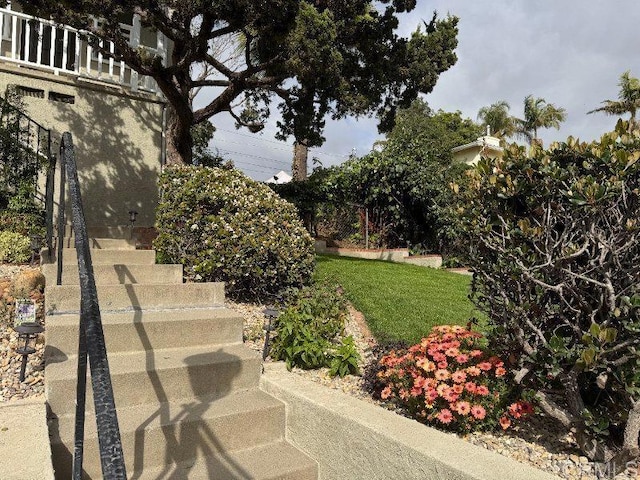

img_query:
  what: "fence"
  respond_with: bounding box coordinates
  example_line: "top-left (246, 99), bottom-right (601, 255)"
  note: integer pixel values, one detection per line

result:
top-left (315, 203), bottom-right (396, 249)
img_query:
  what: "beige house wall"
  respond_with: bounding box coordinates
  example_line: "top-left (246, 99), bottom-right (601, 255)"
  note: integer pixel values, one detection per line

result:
top-left (0, 63), bottom-right (165, 229)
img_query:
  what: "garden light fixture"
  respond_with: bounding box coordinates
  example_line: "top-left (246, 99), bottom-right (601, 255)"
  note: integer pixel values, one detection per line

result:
top-left (262, 307), bottom-right (280, 361)
top-left (15, 322), bottom-right (44, 382)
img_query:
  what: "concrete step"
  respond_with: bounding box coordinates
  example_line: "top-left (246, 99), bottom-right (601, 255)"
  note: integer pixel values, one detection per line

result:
top-left (55, 237), bottom-right (136, 250)
top-left (45, 248), bottom-right (157, 266)
top-left (49, 389), bottom-right (288, 479)
top-left (41, 263), bottom-right (183, 286)
top-left (137, 441), bottom-right (318, 480)
top-left (45, 282), bottom-right (225, 314)
top-left (46, 343), bottom-right (262, 417)
top-left (45, 308), bottom-right (243, 357)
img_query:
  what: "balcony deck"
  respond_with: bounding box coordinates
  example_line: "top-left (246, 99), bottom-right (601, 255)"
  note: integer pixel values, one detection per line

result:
top-left (0, 5), bottom-right (166, 95)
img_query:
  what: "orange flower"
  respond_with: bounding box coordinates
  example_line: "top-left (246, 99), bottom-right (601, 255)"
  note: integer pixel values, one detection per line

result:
top-left (455, 401), bottom-right (471, 416)
top-left (435, 369), bottom-right (450, 381)
top-left (451, 370), bottom-right (467, 383)
top-left (425, 388), bottom-right (438, 403)
top-left (381, 386), bottom-right (392, 399)
top-left (495, 366), bottom-right (507, 377)
top-left (445, 347), bottom-right (460, 357)
top-left (437, 360), bottom-right (448, 369)
top-left (417, 357), bottom-right (436, 372)
top-left (499, 416), bottom-right (511, 430)
top-left (470, 349), bottom-right (483, 358)
top-left (452, 384), bottom-right (464, 394)
top-left (470, 405), bottom-right (486, 420)
top-left (436, 408), bottom-right (454, 424)
top-left (399, 388), bottom-right (409, 400)
top-left (464, 381), bottom-right (477, 393)
top-left (466, 366), bottom-right (481, 377)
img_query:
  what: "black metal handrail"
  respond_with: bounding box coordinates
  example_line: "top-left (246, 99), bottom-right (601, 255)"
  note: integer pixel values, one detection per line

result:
top-left (57, 132), bottom-right (127, 479)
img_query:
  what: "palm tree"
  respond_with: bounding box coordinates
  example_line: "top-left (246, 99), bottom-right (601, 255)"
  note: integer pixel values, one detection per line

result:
top-left (517, 95), bottom-right (567, 145)
top-left (477, 100), bottom-right (517, 138)
top-left (588, 71), bottom-right (640, 127)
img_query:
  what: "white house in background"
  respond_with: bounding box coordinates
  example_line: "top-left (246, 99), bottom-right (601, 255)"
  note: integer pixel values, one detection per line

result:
top-left (452, 134), bottom-right (503, 166)
top-left (265, 170), bottom-right (292, 184)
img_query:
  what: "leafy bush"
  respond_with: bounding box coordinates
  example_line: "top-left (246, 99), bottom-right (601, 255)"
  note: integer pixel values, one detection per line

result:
top-left (375, 325), bottom-right (531, 433)
top-left (154, 165), bottom-right (315, 301)
top-left (457, 122), bottom-right (640, 467)
top-left (0, 231), bottom-right (31, 264)
top-left (270, 283), bottom-right (360, 377)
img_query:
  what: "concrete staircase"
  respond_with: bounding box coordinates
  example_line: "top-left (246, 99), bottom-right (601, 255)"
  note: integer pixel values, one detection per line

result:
top-left (42, 235), bottom-right (317, 479)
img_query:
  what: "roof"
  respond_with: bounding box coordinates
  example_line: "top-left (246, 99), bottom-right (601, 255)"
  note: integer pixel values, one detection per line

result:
top-left (265, 170), bottom-right (292, 184)
top-left (451, 135), bottom-right (503, 154)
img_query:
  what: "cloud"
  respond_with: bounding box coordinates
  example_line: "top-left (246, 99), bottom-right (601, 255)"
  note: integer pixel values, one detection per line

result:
top-left (202, 1), bottom-right (640, 179)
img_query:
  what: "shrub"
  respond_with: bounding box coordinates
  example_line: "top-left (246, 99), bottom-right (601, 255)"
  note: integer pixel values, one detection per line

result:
top-left (154, 165), bottom-right (315, 301)
top-left (457, 122), bottom-right (640, 467)
top-left (270, 283), bottom-right (360, 377)
top-left (375, 325), bottom-right (530, 433)
top-left (0, 231), bottom-right (31, 264)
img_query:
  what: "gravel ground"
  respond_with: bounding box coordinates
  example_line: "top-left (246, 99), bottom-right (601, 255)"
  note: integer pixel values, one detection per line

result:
top-left (0, 262), bottom-right (634, 479)
top-left (0, 264), bottom-right (45, 403)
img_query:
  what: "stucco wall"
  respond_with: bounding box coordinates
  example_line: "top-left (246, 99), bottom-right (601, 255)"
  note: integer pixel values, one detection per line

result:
top-left (261, 363), bottom-right (560, 480)
top-left (0, 64), bottom-right (165, 228)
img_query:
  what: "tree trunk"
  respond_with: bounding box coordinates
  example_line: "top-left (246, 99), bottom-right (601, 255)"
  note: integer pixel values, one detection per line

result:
top-left (165, 107), bottom-right (193, 166)
top-left (292, 140), bottom-right (308, 181)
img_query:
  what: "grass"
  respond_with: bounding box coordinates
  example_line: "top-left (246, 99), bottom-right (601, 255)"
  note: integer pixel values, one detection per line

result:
top-left (314, 254), bottom-right (482, 345)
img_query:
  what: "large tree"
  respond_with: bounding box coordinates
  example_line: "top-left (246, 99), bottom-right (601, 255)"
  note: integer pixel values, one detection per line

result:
top-left (517, 95), bottom-right (567, 146)
top-left (26, 1), bottom-right (459, 166)
top-left (588, 71), bottom-right (640, 128)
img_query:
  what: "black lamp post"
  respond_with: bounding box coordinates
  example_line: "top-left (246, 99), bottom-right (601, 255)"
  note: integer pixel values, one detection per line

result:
top-left (128, 209), bottom-right (138, 228)
top-left (15, 322), bottom-right (44, 382)
top-left (262, 307), bottom-right (280, 361)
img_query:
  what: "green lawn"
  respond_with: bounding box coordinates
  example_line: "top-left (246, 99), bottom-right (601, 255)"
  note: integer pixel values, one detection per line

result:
top-left (315, 254), bottom-right (481, 345)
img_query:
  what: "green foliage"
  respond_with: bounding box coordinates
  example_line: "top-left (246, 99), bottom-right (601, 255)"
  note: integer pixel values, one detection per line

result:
top-left (325, 99), bottom-right (482, 249)
top-left (516, 95), bottom-right (567, 144)
top-left (457, 122), bottom-right (640, 460)
top-left (588, 70), bottom-right (640, 123)
top-left (0, 231), bottom-right (31, 264)
top-left (191, 121), bottom-right (224, 167)
top-left (154, 165), bottom-right (315, 301)
top-left (27, 1), bottom-right (459, 165)
top-left (270, 283), bottom-right (360, 377)
top-left (0, 90), bottom-right (47, 239)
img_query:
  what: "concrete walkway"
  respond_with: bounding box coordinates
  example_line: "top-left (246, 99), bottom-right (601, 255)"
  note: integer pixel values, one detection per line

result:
top-left (0, 398), bottom-right (54, 480)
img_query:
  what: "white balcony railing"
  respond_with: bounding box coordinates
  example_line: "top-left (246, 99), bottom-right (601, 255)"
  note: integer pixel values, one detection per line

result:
top-left (0, 6), bottom-right (167, 95)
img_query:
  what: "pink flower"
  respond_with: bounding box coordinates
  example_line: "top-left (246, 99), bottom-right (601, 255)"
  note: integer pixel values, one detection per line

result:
top-left (455, 354), bottom-right (469, 364)
top-left (410, 386), bottom-right (422, 398)
top-left (425, 388), bottom-right (438, 403)
top-left (437, 360), bottom-right (448, 369)
top-left (451, 370), bottom-right (467, 384)
top-left (464, 381), bottom-right (477, 394)
top-left (495, 366), bottom-right (506, 377)
top-left (478, 362), bottom-right (493, 371)
top-left (435, 369), bottom-right (450, 381)
top-left (452, 384), bottom-right (464, 394)
top-left (417, 357), bottom-right (436, 372)
top-left (436, 409), bottom-right (454, 424)
top-left (442, 389), bottom-right (459, 403)
top-left (475, 385), bottom-right (489, 396)
top-left (381, 386), bottom-right (392, 399)
top-left (399, 389), bottom-right (409, 400)
top-left (471, 405), bottom-right (486, 420)
top-left (499, 416), bottom-right (511, 430)
top-left (508, 402), bottom-right (523, 418)
top-left (432, 352), bottom-right (447, 362)
top-left (455, 401), bottom-right (471, 416)
top-left (470, 349), bottom-right (483, 358)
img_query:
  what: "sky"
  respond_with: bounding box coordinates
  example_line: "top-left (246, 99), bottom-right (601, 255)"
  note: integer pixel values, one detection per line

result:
top-left (202, 1), bottom-right (640, 181)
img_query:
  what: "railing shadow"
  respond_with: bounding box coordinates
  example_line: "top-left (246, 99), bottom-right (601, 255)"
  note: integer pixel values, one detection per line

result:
top-left (116, 267), bottom-right (252, 479)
